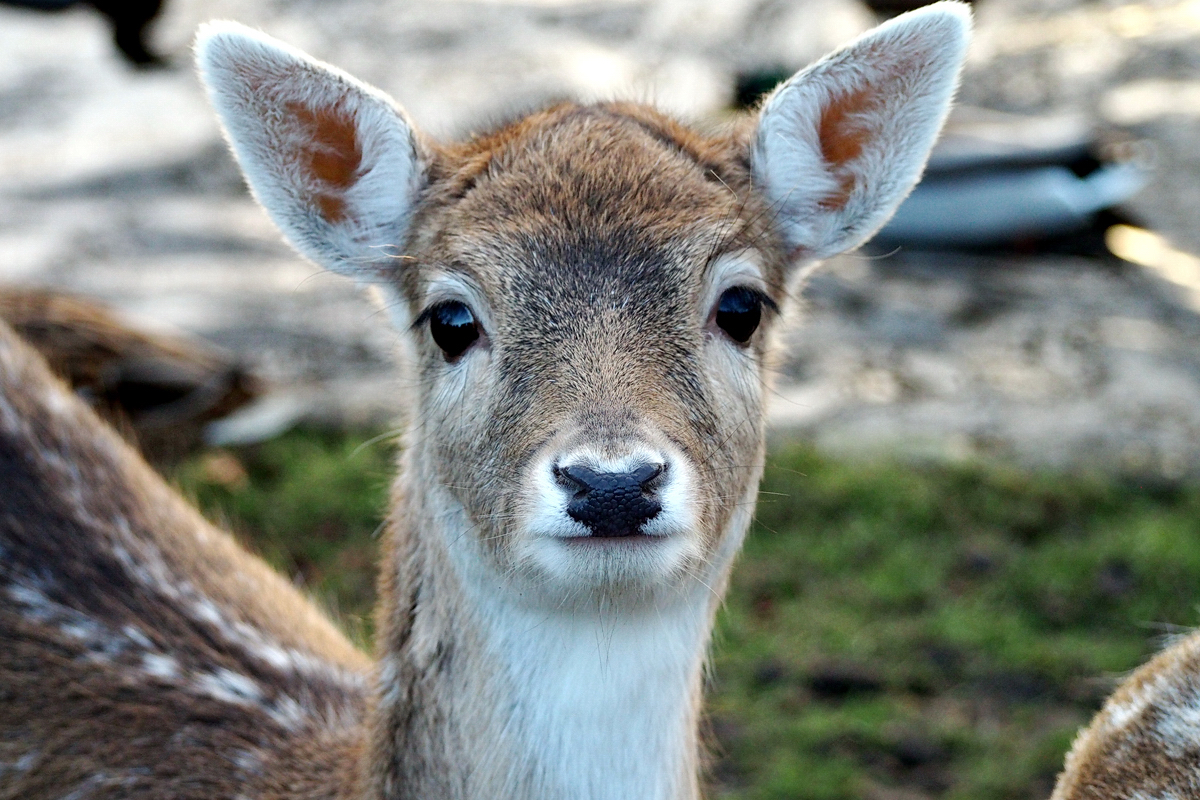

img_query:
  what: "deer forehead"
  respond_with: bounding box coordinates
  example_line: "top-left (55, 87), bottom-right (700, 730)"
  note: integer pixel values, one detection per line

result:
top-left (414, 106), bottom-right (783, 323)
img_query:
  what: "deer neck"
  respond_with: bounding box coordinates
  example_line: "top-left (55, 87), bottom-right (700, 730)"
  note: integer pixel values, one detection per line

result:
top-left (365, 459), bottom-right (754, 800)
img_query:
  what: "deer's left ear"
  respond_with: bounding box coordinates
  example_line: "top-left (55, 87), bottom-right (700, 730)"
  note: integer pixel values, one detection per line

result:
top-left (196, 22), bottom-right (427, 279)
top-left (752, 2), bottom-right (971, 260)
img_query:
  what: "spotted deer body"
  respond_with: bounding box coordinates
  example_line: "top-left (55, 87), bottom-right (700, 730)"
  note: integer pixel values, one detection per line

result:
top-left (1052, 631), bottom-right (1200, 800)
top-left (0, 7), bottom-right (970, 800)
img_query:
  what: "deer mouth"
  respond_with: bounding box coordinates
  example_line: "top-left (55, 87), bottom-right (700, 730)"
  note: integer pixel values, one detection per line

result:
top-left (559, 532), bottom-right (667, 545)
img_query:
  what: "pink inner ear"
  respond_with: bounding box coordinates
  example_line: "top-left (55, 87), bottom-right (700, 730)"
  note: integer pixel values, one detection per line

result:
top-left (286, 101), bottom-right (362, 223)
top-left (816, 86), bottom-right (876, 211)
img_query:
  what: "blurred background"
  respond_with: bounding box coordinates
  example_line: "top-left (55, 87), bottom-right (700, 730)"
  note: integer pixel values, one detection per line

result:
top-left (3, 0), bottom-right (1200, 797)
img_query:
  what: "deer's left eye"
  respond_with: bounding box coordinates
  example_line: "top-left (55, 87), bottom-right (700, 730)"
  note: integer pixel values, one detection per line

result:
top-left (429, 301), bottom-right (480, 360)
top-left (714, 287), bottom-right (764, 344)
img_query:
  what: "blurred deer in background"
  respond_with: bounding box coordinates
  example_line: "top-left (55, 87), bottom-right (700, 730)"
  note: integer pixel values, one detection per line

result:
top-left (1052, 631), bottom-right (1200, 799)
top-left (0, 6), bottom-right (969, 799)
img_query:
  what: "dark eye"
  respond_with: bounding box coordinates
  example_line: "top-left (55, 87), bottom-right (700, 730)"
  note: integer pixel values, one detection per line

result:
top-left (714, 286), bottom-right (763, 344)
top-left (429, 301), bottom-right (480, 360)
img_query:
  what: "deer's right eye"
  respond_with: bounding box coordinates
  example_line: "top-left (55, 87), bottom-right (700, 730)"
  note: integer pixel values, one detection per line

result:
top-left (429, 301), bottom-right (480, 360)
top-left (714, 286), bottom-right (765, 344)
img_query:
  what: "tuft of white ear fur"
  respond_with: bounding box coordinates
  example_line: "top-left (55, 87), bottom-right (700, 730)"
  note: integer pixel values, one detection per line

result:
top-left (195, 22), bottom-right (425, 278)
top-left (752, 2), bottom-right (971, 260)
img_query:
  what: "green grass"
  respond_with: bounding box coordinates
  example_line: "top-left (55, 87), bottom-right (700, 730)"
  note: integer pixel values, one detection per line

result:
top-left (170, 430), bottom-right (1200, 800)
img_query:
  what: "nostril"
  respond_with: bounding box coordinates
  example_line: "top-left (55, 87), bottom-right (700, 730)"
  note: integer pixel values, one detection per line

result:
top-left (553, 463), bottom-right (588, 496)
top-left (632, 462), bottom-right (665, 490)
top-left (558, 461), bottom-right (666, 537)
top-left (555, 464), bottom-right (599, 500)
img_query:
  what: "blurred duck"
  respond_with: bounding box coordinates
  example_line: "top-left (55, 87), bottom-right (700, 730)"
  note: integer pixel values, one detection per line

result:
top-left (874, 107), bottom-right (1149, 251)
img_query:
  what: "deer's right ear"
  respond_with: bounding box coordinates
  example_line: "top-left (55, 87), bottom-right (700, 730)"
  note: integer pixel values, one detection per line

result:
top-left (196, 22), bottom-right (426, 279)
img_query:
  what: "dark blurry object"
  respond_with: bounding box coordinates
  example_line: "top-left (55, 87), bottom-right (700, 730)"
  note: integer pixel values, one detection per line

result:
top-left (873, 108), bottom-right (1149, 253)
top-left (1, 0), bottom-right (165, 67)
top-left (863, 0), bottom-right (972, 15)
top-left (0, 287), bottom-right (261, 463)
top-left (807, 660), bottom-right (885, 699)
top-left (734, 67), bottom-right (794, 110)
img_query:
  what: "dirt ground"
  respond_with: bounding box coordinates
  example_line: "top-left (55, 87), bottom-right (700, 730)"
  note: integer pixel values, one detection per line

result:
top-left (3, 0), bottom-right (1200, 477)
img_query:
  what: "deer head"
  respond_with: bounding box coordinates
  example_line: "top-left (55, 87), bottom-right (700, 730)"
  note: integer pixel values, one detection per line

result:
top-left (196, 6), bottom-right (968, 617)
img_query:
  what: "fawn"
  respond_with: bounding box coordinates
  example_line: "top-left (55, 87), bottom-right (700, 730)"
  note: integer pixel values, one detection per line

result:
top-left (1052, 629), bottom-right (1200, 799)
top-left (0, 6), bottom-right (969, 799)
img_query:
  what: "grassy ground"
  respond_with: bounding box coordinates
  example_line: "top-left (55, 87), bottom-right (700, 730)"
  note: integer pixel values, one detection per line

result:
top-left (170, 430), bottom-right (1200, 800)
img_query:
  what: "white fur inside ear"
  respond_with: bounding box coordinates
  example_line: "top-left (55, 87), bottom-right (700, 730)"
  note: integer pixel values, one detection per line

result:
top-left (752, 2), bottom-right (971, 260)
top-left (195, 21), bottom-right (425, 278)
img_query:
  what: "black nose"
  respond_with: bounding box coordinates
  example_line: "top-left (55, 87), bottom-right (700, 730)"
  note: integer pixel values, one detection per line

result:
top-left (555, 462), bottom-right (664, 537)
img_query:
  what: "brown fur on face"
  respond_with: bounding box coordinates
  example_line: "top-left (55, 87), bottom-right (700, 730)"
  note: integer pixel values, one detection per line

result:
top-left (394, 103), bottom-right (788, 597)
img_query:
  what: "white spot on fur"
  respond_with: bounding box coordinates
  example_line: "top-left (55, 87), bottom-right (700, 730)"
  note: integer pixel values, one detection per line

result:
top-left (9, 582), bottom-right (119, 660)
top-left (191, 598), bottom-right (224, 626)
top-left (110, 536), bottom-right (365, 718)
top-left (61, 775), bottom-right (105, 800)
top-left (251, 640), bottom-right (292, 671)
top-left (42, 385), bottom-right (72, 417)
top-left (267, 694), bottom-right (306, 730)
top-left (7, 583), bottom-right (53, 618)
top-left (0, 384), bottom-right (23, 435)
top-left (190, 667), bottom-right (310, 731)
top-left (234, 749), bottom-right (263, 775)
top-left (60, 620), bottom-right (103, 643)
top-left (7, 580), bottom-right (177, 668)
top-left (1107, 673), bottom-right (1171, 731)
top-left (122, 624), bottom-right (153, 649)
top-left (107, 543), bottom-right (162, 596)
top-left (60, 771), bottom-right (140, 800)
top-left (1155, 693), bottom-right (1200, 758)
top-left (193, 667), bottom-right (263, 707)
top-left (141, 653), bottom-right (180, 680)
top-left (217, 614), bottom-right (367, 694)
top-left (0, 750), bottom-right (39, 779)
